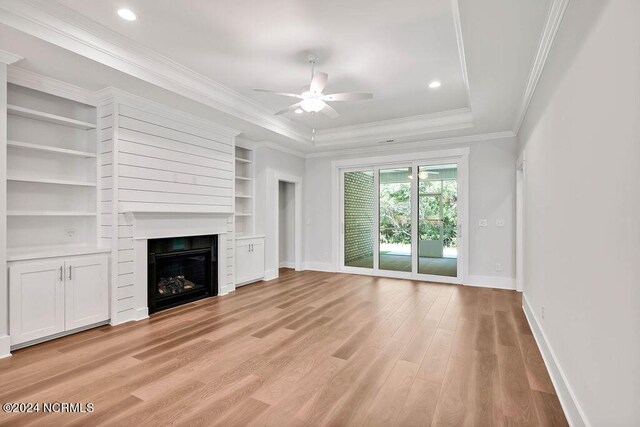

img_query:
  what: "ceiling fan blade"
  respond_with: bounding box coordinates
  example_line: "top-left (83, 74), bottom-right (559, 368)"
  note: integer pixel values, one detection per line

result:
top-left (254, 89), bottom-right (302, 99)
top-left (323, 92), bottom-right (373, 101)
top-left (274, 102), bottom-right (302, 115)
top-left (309, 72), bottom-right (328, 94)
top-left (319, 103), bottom-right (339, 119)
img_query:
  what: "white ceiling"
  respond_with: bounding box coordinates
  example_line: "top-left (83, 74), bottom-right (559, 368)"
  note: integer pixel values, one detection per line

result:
top-left (54, 0), bottom-right (470, 130)
top-left (0, 0), bottom-right (554, 152)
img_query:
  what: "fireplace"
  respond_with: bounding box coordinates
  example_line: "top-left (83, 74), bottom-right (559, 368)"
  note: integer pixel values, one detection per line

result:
top-left (147, 235), bottom-right (218, 314)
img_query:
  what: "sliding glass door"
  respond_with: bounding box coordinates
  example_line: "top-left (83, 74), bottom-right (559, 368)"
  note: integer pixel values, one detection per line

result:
top-left (379, 167), bottom-right (412, 272)
top-left (417, 164), bottom-right (458, 277)
top-left (340, 156), bottom-right (465, 284)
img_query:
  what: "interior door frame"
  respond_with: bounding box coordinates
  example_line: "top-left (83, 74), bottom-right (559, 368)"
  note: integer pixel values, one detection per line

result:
top-left (333, 148), bottom-right (469, 284)
top-left (272, 172), bottom-right (303, 278)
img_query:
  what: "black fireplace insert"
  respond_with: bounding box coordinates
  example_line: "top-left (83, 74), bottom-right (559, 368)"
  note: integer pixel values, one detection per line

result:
top-left (147, 235), bottom-right (217, 314)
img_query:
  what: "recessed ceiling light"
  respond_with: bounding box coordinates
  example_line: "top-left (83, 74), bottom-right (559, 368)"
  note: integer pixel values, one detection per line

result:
top-left (429, 80), bottom-right (442, 89)
top-left (294, 108), bottom-right (303, 114)
top-left (117, 8), bottom-right (137, 21)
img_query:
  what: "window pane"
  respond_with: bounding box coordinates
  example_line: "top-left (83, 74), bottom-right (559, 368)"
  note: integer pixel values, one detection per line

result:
top-left (418, 164), bottom-right (458, 277)
top-left (379, 167), bottom-right (412, 272)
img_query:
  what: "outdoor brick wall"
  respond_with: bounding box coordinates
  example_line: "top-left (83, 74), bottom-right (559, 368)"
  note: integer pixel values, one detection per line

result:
top-left (344, 171), bottom-right (374, 263)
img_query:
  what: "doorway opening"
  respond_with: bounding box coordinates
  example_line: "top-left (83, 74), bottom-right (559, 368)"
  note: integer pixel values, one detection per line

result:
top-left (279, 181), bottom-right (296, 269)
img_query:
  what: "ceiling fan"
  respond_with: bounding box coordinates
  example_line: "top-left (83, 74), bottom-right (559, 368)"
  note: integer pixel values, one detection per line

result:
top-left (254, 53), bottom-right (373, 121)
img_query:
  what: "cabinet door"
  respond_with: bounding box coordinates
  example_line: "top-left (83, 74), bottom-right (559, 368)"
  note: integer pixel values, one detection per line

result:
top-left (10, 260), bottom-right (65, 345)
top-left (65, 256), bottom-right (109, 330)
top-left (249, 242), bottom-right (265, 280)
top-left (235, 243), bottom-right (251, 285)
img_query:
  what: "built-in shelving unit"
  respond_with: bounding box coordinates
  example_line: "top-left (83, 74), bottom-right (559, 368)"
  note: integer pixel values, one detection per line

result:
top-left (6, 84), bottom-right (100, 259)
top-left (7, 104), bottom-right (96, 130)
top-left (234, 145), bottom-right (255, 236)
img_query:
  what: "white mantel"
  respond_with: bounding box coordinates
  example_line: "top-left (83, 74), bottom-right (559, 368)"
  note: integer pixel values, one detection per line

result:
top-left (113, 210), bottom-right (234, 325)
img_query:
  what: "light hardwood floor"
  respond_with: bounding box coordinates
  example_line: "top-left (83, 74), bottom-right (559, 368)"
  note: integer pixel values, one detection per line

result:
top-left (0, 269), bottom-right (567, 426)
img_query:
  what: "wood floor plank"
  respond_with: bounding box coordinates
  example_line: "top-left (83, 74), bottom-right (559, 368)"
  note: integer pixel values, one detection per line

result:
top-left (0, 270), bottom-right (566, 426)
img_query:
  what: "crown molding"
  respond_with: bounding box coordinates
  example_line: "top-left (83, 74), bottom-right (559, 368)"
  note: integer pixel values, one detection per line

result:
top-left (313, 108), bottom-right (474, 147)
top-left (305, 130), bottom-right (515, 159)
top-left (451, 0), bottom-right (472, 109)
top-left (7, 66), bottom-right (95, 105)
top-left (254, 140), bottom-right (307, 159)
top-left (513, 0), bottom-right (570, 135)
top-left (0, 0), bottom-right (310, 144)
top-left (94, 87), bottom-right (241, 137)
top-left (0, 48), bottom-right (22, 64)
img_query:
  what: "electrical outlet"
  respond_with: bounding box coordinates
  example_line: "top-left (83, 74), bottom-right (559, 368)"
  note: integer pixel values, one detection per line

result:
top-left (541, 306), bottom-right (545, 320)
top-left (496, 219), bottom-right (505, 227)
top-left (479, 219), bottom-right (488, 227)
top-left (495, 263), bottom-right (502, 272)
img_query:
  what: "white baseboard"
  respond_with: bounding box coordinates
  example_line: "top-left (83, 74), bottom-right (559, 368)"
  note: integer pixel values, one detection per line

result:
top-left (263, 269), bottom-right (279, 281)
top-left (522, 295), bottom-right (588, 427)
top-left (279, 261), bottom-right (295, 269)
top-left (303, 262), bottom-right (336, 272)
top-left (0, 335), bottom-right (11, 359)
top-left (464, 275), bottom-right (515, 290)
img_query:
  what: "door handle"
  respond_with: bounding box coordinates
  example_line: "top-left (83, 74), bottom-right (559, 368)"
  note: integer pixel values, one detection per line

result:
top-left (59, 266), bottom-right (63, 282)
top-left (68, 265), bottom-right (72, 280)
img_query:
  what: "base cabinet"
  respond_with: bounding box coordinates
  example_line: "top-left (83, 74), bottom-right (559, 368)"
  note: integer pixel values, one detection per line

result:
top-left (10, 255), bottom-right (109, 346)
top-left (235, 236), bottom-right (265, 286)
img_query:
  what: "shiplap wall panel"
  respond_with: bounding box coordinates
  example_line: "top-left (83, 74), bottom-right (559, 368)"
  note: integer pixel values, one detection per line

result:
top-left (105, 99), bottom-right (236, 318)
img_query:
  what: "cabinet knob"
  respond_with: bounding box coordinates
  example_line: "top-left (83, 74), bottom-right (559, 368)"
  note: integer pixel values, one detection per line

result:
top-left (59, 266), bottom-right (63, 282)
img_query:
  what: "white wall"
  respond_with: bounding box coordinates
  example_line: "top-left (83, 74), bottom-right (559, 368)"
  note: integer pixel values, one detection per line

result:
top-left (518, 1), bottom-right (640, 425)
top-left (278, 181), bottom-right (295, 267)
top-left (254, 146), bottom-right (305, 279)
top-left (304, 136), bottom-right (517, 284)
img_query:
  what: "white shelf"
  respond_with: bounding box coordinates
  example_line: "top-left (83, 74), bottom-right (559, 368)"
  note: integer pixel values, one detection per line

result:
top-left (235, 194), bottom-right (253, 199)
top-left (235, 157), bottom-right (253, 164)
top-left (7, 104), bottom-right (96, 130)
top-left (235, 213), bottom-right (252, 217)
top-left (8, 140), bottom-right (96, 158)
top-left (235, 176), bottom-right (253, 181)
top-left (8, 211), bottom-right (97, 217)
top-left (7, 176), bottom-right (97, 187)
top-left (7, 245), bottom-right (111, 262)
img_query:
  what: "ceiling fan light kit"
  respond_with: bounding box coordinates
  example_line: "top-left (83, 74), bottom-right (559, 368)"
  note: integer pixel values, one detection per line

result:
top-left (254, 53), bottom-right (373, 132)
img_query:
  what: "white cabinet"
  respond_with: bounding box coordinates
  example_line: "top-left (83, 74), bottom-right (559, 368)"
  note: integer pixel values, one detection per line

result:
top-left (9, 260), bottom-right (65, 345)
top-left (9, 254), bottom-right (109, 346)
top-left (65, 256), bottom-right (109, 330)
top-left (235, 236), bottom-right (265, 286)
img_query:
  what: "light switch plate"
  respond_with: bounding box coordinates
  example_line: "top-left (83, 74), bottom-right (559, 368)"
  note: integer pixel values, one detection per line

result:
top-left (479, 219), bottom-right (488, 227)
top-left (496, 219), bottom-right (505, 227)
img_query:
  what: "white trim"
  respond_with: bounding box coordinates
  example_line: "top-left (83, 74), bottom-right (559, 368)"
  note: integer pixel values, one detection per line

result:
top-left (450, 0), bottom-right (472, 109)
top-left (331, 147), bottom-right (470, 169)
top-left (523, 295), bottom-right (590, 427)
top-left (464, 275), bottom-right (515, 290)
top-left (513, 0), bottom-right (570, 134)
top-left (306, 131), bottom-right (515, 159)
top-left (0, 335), bottom-right (11, 359)
top-left (272, 172), bottom-right (304, 280)
top-left (254, 140), bottom-right (307, 159)
top-left (8, 66), bottom-right (95, 105)
top-left (515, 153), bottom-right (526, 292)
top-left (0, 48), bottom-right (22, 64)
top-left (303, 262), bottom-right (336, 273)
top-left (0, 0), bottom-right (311, 144)
top-left (314, 108), bottom-right (474, 146)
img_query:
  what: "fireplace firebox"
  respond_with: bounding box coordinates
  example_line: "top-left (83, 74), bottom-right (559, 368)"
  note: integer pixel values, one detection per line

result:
top-left (147, 235), bottom-right (217, 314)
